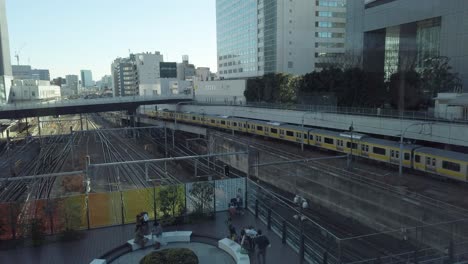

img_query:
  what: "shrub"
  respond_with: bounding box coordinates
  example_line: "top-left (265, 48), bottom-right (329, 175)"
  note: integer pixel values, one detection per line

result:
top-left (140, 248), bottom-right (198, 264)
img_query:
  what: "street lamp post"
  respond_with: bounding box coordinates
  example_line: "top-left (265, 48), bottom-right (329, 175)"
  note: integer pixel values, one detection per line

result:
top-left (173, 102), bottom-right (188, 148)
top-left (399, 122), bottom-right (433, 176)
top-left (347, 123), bottom-right (354, 169)
top-left (301, 112), bottom-right (314, 152)
top-left (293, 194), bottom-right (308, 264)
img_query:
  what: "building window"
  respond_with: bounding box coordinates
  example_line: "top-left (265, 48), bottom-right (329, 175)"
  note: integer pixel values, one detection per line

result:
top-left (316, 11), bottom-right (345, 18)
top-left (288, 61), bottom-right (294, 68)
top-left (317, 21), bottom-right (332, 28)
top-left (317, 0), bottom-right (346, 7)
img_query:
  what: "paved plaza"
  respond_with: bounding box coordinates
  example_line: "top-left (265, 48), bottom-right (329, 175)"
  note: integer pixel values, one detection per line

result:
top-left (112, 242), bottom-right (235, 264)
top-left (0, 211), bottom-right (299, 264)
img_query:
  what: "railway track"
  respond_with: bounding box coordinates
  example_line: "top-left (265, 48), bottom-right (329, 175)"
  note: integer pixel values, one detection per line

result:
top-left (204, 131), bottom-right (438, 262)
top-left (86, 114), bottom-right (181, 192)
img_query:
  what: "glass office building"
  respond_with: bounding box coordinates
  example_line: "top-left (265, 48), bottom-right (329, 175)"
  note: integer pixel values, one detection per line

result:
top-left (216, 0), bottom-right (259, 78)
top-left (216, 0), bottom-right (346, 79)
top-left (346, 0), bottom-right (467, 90)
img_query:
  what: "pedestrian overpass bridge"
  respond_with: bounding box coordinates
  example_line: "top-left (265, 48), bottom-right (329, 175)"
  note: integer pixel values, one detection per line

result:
top-left (0, 95), bottom-right (192, 119)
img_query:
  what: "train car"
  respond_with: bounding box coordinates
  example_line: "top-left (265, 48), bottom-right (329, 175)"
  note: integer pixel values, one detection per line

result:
top-left (150, 110), bottom-right (468, 182)
top-left (360, 138), bottom-right (419, 168)
top-left (229, 117), bottom-right (249, 133)
top-left (413, 147), bottom-right (468, 181)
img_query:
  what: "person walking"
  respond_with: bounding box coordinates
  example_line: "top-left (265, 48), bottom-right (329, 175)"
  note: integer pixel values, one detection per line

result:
top-left (255, 230), bottom-right (270, 264)
top-left (152, 221), bottom-right (164, 248)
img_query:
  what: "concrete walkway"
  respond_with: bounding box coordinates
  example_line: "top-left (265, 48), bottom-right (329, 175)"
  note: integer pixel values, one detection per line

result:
top-left (0, 211), bottom-right (299, 264)
top-left (112, 242), bottom-right (235, 264)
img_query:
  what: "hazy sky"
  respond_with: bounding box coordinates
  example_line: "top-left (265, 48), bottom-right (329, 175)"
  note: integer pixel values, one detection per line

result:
top-left (6, 0), bottom-right (217, 80)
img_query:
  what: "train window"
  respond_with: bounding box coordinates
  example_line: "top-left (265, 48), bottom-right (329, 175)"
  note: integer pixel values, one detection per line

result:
top-left (211, 120), bottom-right (215, 124)
top-left (257, 126), bottom-right (263, 131)
top-left (247, 124), bottom-right (250, 129)
top-left (361, 145), bottom-right (365, 151)
top-left (404, 153), bottom-right (410, 160)
top-left (432, 158), bottom-right (436, 166)
top-left (221, 121), bottom-right (226, 125)
top-left (243, 124), bottom-right (246, 128)
top-left (270, 128), bottom-right (278, 134)
top-left (286, 131), bottom-right (294, 137)
top-left (192, 117), bottom-right (196, 120)
top-left (442, 161), bottom-right (461, 172)
top-left (309, 134), bottom-right (314, 140)
top-left (346, 142), bottom-right (357, 149)
top-left (373, 147), bottom-right (386, 155)
top-left (415, 155), bottom-right (421, 163)
top-left (396, 151), bottom-right (399, 159)
top-left (233, 122), bottom-right (237, 127)
top-left (324, 137), bottom-right (334, 144)
top-left (304, 134), bottom-right (307, 139)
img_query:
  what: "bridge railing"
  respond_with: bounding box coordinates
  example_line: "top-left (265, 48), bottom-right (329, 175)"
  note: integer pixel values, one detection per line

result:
top-left (0, 95), bottom-right (192, 111)
top-left (190, 101), bottom-right (468, 124)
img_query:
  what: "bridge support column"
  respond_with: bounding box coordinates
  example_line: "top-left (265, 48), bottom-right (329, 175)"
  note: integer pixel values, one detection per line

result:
top-left (80, 113), bottom-right (84, 131)
top-left (128, 108), bottom-right (137, 138)
top-left (37, 117), bottom-right (41, 137)
top-left (25, 117), bottom-right (29, 135)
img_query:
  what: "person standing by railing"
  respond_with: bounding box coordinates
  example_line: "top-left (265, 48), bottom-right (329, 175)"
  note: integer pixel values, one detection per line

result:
top-left (255, 229), bottom-right (270, 264)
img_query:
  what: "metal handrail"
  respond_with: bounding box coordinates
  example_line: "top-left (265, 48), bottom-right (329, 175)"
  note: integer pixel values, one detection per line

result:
top-left (191, 101), bottom-right (468, 124)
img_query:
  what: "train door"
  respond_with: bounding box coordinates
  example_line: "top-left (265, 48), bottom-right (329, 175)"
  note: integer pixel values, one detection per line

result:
top-left (361, 144), bottom-right (369, 157)
top-left (390, 149), bottom-right (400, 164)
top-left (425, 156), bottom-right (437, 173)
top-left (279, 129), bottom-right (285, 139)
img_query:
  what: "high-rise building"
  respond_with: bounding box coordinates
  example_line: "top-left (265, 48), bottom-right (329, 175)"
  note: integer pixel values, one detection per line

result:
top-left (31, 69), bottom-right (50, 81)
top-left (111, 57), bottom-right (135, 97)
top-left (111, 52), bottom-right (186, 97)
top-left (12, 65), bottom-right (50, 81)
top-left (346, 0), bottom-right (468, 89)
top-left (99, 75), bottom-right (113, 90)
top-left (177, 55), bottom-right (196, 81)
top-left (0, 0), bottom-right (11, 77)
top-left (12, 65), bottom-right (32, 80)
top-left (216, 0), bottom-right (346, 79)
top-left (65, 75), bottom-right (79, 95)
top-left (195, 67), bottom-right (212, 81)
top-left (0, 0), bottom-right (12, 103)
top-left (80, 70), bottom-right (93, 88)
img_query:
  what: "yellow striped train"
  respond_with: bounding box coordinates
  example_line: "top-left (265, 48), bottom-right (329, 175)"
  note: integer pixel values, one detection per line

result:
top-left (149, 110), bottom-right (468, 182)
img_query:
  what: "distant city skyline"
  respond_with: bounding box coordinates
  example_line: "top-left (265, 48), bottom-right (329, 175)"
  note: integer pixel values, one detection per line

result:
top-left (5, 0), bottom-right (217, 80)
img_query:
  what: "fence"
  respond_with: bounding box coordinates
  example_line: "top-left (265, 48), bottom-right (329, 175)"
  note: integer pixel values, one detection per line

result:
top-left (0, 177), bottom-right (246, 241)
top-left (192, 101), bottom-right (468, 124)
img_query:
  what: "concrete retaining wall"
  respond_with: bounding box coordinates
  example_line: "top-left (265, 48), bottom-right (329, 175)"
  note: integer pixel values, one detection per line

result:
top-left (157, 104), bottom-right (468, 147)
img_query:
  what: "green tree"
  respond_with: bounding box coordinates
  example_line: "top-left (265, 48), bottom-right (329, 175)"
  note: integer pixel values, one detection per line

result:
top-left (389, 70), bottom-right (423, 110)
top-left (159, 185), bottom-right (184, 218)
top-left (421, 56), bottom-right (462, 99)
top-left (339, 67), bottom-right (372, 107)
top-left (188, 182), bottom-right (214, 215)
